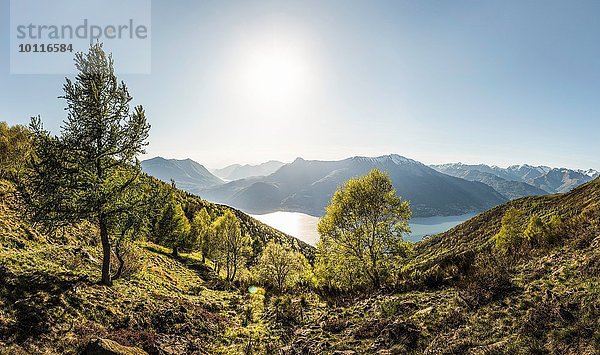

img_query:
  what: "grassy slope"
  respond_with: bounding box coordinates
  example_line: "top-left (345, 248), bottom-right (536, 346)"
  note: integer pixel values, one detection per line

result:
top-left (176, 187), bottom-right (314, 260)
top-left (0, 180), bottom-right (292, 354)
top-left (409, 177), bottom-right (599, 280)
top-left (1, 179), bottom-right (599, 354)
top-left (282, 178), bottom-right (600, 354)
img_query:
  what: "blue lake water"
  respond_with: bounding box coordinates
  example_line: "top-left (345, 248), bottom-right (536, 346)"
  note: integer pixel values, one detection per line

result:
top-left (251, 211), bottom-right (477, 246)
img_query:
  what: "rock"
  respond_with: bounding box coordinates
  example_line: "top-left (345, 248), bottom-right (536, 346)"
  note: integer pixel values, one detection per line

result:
top-left (83, 338), bottom-right (148, 355)
top-left (414, 306), bottom-right (434, 316)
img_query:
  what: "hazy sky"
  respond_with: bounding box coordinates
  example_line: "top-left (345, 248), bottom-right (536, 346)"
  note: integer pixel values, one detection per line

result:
top-left (1, 0), bottom-right (599, 170)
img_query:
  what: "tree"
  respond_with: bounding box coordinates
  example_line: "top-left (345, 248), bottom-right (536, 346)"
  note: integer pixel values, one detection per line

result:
top-left (316, 169), bottom-right (412, 290)
top-left (256, 241), bottom-right (309, 292)
top-left (0, 122), bottom-right (32, 181)
top-left (108, 173), bottom-right (160, 280)
top-left (523, 213), bottom-right (549, 247)
top-left (214, 210), bottom-right (251, 283)
top-left (25, 43), bottom-right (150, 286)
top-left (546, 214), bottom-right (564, 244)
top-left (494, 207), bottom-right (526, 253)
top-left (155, 198), bottom-right (191, 257)
top-left (190, 208), bottom-right (213, 263)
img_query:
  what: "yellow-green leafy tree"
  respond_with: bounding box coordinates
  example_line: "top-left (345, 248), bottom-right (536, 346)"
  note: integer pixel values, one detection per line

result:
top-left (214, 210), bottom-right (251, 283)
top-left (0, 122), bottom-right (32, 181)
top-left (255, 241), bottom-right (312, 292)
top-left (316, 169), bottom-right (412, 290)
top-left (190, 207), bottom-right (213, 263)
top-left (523, 213), bottom-right (549, 247)
top-left (495, 207), bottom-right (526, 253)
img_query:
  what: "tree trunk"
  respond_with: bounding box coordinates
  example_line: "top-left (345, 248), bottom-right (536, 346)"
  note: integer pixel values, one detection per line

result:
top-left (373, 274), bottom-right (380, 289)
top-left (100, 216), bottom-right (112, 286)
top-left (172, 245), bottom-right (179, 258)
top-left (231, 252), bottom-right (238, 282)
top-left (112, 243), bottom-right (125, 281)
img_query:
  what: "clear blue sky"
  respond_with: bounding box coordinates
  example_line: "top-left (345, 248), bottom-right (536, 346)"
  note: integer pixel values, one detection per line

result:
top-left (1, 0), bottom-right (598, 170)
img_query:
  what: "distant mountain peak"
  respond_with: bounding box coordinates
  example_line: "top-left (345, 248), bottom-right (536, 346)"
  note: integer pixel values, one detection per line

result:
top-left (351, 154), bottom-right (421, 166)
top-left (202, 154), bottom-right (506, 217)
top-left (141, 157), bottom-right (223, 192)
top-left (212, 160), bottom-right (286, 180)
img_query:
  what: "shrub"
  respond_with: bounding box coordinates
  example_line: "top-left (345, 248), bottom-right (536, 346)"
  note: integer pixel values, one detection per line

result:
top-left (458, 252), bottom-right (514, 308)
top-left (524, 213), bottom-right (550, 247)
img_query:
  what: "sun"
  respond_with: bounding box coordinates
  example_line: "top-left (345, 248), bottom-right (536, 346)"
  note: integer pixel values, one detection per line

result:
top-left (237, 43), bottom-right (311, 107)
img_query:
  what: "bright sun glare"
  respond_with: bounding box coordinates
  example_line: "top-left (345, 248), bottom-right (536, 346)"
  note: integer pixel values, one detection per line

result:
top-left (237, 44), bottom-right (311, 106)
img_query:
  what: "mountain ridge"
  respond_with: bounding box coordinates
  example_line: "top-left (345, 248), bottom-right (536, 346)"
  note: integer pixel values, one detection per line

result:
top-left (201, 154), bottom-right (508, 217)
top-left (432, 162), bottom-right (598, 195)
top-left (141, 157), bottom-right (223, 192)
top-left (212, 160), bottom-right (285, 181)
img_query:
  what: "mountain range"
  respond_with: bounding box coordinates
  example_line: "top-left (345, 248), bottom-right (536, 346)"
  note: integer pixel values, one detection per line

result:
top-left (212, 160), bottom-right (285, 181)
top-left (199, 155), bottom-right (507, 217)
top-left (432, 163), bottom-right (598, 196)
top-left (141, 155), bottom-right (598, 218)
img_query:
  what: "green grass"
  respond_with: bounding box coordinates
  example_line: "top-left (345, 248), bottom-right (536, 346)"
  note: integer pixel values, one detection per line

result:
top-left (1, 178), bottom-right (599, 354)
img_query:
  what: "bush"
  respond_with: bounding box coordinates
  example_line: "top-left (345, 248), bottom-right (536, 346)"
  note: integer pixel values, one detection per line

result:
top-left (111, 242), bottom-right (144, 280)
top-left (458, 252), bottom-right (515, 308)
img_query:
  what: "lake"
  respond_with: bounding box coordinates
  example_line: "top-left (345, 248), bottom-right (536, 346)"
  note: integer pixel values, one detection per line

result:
top-left (251, 211), bottom-right (477, 246)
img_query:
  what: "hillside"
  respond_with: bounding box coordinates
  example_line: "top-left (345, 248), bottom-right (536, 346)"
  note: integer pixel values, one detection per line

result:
top-left (0, 176), bottom-right (313, 354)
top-left (201, 155), bottom-right (507, 217)
top-left (141, 157), bottom-right (223, 193)
top-left (0, 181), bottom-right (255, 353)
top-left (279, 177), bottom-right (600, 354)
top-left (1, 174), bottom-right (598, 354)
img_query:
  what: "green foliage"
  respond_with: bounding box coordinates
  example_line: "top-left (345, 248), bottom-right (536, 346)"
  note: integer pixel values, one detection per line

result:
top-left (316, 169), bottom-right (412, 290)
top-left (547, 214), bottom-right (564, 244)
top-left (22, 43), bottom-right (150, 285)
top-left (255, 241), bottom-right (313, 292)
top-left (523, 213), bottom-right (564, 247)
top-left (524, 213), bottom-right (550, 246)
top-left (190, 208), bottom-right (213, 262)
top-left (0, 122), bottom-right (32, 181)
top-left (155, 198), bottom-right (191, 257)
top-left (213, 210), bottom-right (251, 283)
top-left (494, 207), bottom-right (526, 253)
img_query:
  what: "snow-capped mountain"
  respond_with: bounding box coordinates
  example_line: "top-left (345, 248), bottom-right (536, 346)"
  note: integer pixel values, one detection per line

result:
top-left (432, 163), bottom-right (597, 194)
